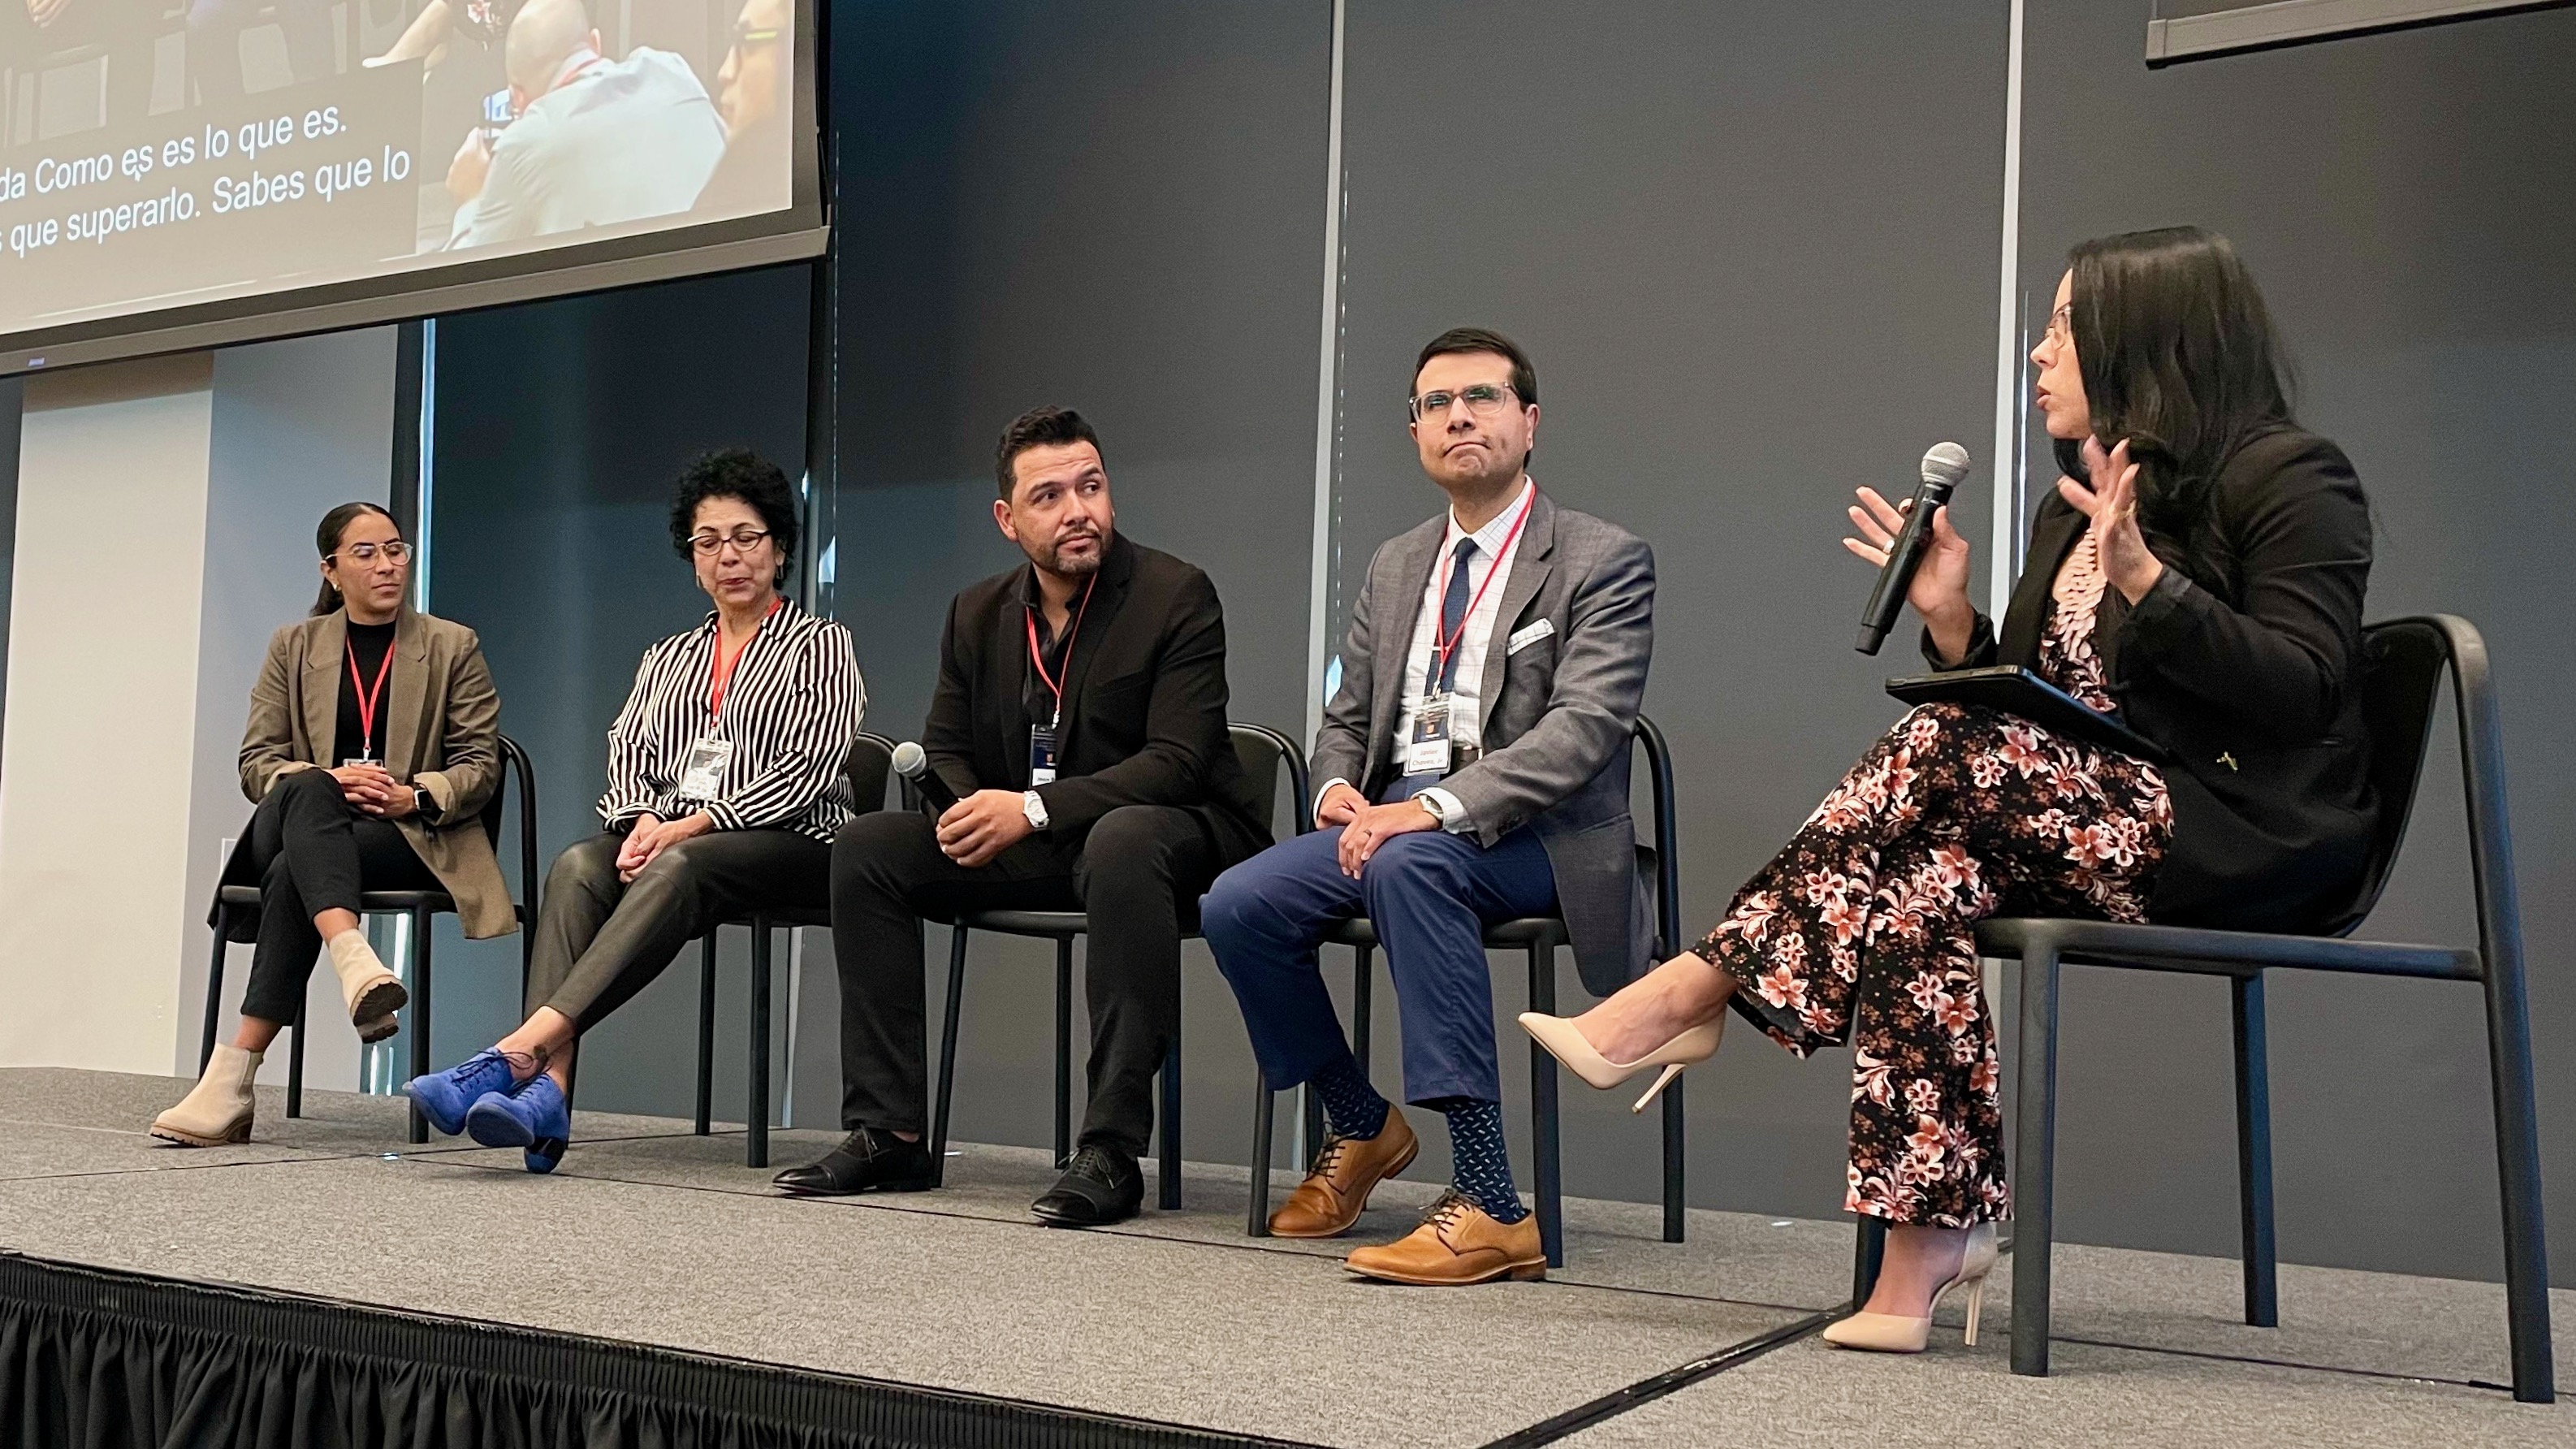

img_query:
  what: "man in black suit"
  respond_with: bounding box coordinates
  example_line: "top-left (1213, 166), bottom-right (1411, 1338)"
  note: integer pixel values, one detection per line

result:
top-left (775, 407), bottom-right (1269, 1225)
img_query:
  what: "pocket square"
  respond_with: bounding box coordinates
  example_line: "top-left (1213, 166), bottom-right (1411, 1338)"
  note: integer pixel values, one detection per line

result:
top-left (1506, 618), bottom-right (1555, 655)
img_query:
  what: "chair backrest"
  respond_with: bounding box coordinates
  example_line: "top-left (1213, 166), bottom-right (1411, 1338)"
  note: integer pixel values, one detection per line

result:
top-left (1229, 722), bottom-right (1310, 841)
top-left (1628, 715), bottom-right (1682, 959)
top-left (2310, 617), bottom-right (2453, 937)
top-left (850, 731), bottom-right (898, 812)
top-left (495, 734), bottom-right (540, 971)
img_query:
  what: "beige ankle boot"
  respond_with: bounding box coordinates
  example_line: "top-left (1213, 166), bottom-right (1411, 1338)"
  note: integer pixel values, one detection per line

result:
top-left (150, 1045), bottom-right (261, 1146)
top-left (327, 931), bottom-right (408, 1043)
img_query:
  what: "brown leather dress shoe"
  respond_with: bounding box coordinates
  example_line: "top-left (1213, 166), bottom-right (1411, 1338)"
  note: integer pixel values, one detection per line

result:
top-left (1269, 1109), bottom-right (1419, 1238)
top-left (1342, 1191), bottom-right (1545, 1285)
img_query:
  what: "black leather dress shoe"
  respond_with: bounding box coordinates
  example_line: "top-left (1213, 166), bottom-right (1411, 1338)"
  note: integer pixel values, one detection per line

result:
top-left (1030, 1142), bottom-right (1144, 1227)
top-left (772, 1127), bottom-right (936, 1196)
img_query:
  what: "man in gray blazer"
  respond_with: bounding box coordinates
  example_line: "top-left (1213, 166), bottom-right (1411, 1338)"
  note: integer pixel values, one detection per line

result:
top-left (1203, 327), bottom-right (1654, 1285)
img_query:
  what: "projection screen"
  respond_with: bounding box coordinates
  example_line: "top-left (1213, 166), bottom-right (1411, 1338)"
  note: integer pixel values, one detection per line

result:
top-left (0, 0), bottom-right (822, 374)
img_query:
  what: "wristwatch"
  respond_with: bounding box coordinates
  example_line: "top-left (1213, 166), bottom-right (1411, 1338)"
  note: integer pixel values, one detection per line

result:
top-left (1416, 792), bottom-right (1451, 827)
top-left (1022, 789), bottom-right (1051, 831)
top-left (412, 787), bottom-right (435, 820)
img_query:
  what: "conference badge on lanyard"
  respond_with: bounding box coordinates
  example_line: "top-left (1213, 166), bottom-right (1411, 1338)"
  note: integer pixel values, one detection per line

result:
top-left (341, 635), bottom-right (396, 768)
top-left (681, 600), bottom-right (779, 801)
top-left (1405, 690), bottom-right (1454, 777)
top-left (1025, 575), bottom-right (1097, 788)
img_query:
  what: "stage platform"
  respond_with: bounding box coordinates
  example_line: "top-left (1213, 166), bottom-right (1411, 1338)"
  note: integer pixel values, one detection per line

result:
top-left (1, 1066), bottom-right (2567, 1447)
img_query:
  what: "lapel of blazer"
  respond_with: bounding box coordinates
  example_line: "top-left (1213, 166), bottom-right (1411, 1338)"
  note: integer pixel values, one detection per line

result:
top-left (1370, 517), bottom-right (1446, 752)
top-left (385, 607), bottom-right (434, 775)
top-left (1999, 503), bottom-right (2083, 668)
top-left (1476, 489), bottom-right (1554, 737)
top-left (1052, 533), bottom-right (1135, 757)
top-left (302, 610), bottom-right (348, 760)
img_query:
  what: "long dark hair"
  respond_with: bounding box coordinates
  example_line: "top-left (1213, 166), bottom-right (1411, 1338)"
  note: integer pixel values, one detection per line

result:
top-left (312, 501), bottom-right (401, 616)
top-left (2058, 226), bottom-right (2295, 586)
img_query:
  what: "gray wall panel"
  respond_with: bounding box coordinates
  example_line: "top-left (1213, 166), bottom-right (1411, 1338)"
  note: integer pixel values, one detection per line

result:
top-left (2018, 1), bottom-right (2576, 1282)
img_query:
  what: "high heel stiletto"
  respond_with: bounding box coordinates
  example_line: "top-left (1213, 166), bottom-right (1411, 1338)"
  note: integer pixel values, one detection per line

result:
top-left (1822, 1222), bottom-right (1999, 1353)
top-left (1516, 1011), bottom-right (1722, 1113)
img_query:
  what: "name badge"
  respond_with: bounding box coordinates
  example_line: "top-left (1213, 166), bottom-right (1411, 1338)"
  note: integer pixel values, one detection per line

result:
top-left (338, 756), bottom-right (378, 770)
top-left (1403, 691), bottom-right (1454, 777)
top-left (678, 736), bottom-right (734, 799)
top-left (1029, 726), bottom-right (1060, 786)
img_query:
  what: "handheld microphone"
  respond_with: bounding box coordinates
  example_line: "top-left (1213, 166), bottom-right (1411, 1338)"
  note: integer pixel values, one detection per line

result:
top-left (1855, 441), bottom-right (1973, 655)
top-left (890, 742), bottom-right (961, 815)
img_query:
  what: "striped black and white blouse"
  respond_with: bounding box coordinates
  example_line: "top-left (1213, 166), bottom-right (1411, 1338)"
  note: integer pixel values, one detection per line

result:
top-left (598, 599), bottom-right (867, 841)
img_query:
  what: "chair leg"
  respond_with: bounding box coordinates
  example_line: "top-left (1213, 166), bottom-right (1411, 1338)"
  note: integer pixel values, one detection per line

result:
top-left (1351, 942), bottom-right (1374, 1084)
top-left (1247, 1068), bottom-right (1275, 1236)
top-left (1852, 1216), bottom-right (1887, 1308)
top-left (1661, 1073), bottom-right (1685, 1244)
top-left (287, 999), bottom-right (306, 1119)
top-left (2010, 942), bottom-right (2061, 1378)
top-left (929, 926), bottom-right (968, 1188)
top-left (199, 923), bottom-right (228, 1075)
top-left (1528, 942), bottom-right (1562, 1269)
top-left (694, 934), bottom-right (716, 1136)
top-left (1052, 936), bottom-right (1074, 1168)
top-left (408, 907), bottom-right (434, 1145)
top-left (2481, 949), bottom-right (2557, 1403)
top-left (1159, 1027), bottom-right (1182, 1211)
top-left (748, 921), bottom-right (773, 1170)
top-left (2231, 972), bottom-right (2279, 1328)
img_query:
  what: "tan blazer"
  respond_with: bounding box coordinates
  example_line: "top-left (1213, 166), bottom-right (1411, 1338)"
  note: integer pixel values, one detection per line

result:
top-left (231, 607), bottom-right (517, 939)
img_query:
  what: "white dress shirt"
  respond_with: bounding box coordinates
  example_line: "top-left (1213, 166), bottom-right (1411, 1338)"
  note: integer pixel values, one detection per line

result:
top-left (1321, 478), bottom-right (1535, 835)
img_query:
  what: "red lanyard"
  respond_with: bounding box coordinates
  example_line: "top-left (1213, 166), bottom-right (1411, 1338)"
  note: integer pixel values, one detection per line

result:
top-left (344, 634), bottom-right (396, 760)
top-left (1432, 487), bottom-right (1535, 687)
top-left (1024, 575), bottom-right (1099, 729)
top-left (708, 597), bottom-right (784, 721)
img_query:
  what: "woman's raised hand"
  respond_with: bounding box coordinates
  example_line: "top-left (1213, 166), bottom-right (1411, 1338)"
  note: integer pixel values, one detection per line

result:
top-left (1844, 488), bottom-right (1976, 664)
top-left (2059, 439), bottom-right (2165, 603)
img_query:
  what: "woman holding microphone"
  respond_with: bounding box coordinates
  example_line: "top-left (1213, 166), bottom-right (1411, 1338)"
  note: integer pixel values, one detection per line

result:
top-left (403, 450), bottom-right (863, 1173)
top-left (153, 503), bottom-right (514, 1146)
top-left (1524, 226), bottom-right (2377, 1352)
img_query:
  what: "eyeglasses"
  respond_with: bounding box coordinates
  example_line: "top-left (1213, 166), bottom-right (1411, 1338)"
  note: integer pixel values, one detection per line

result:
top-left (2042, 304), bottom-right (2073, 345)
top-left (690, 527), bottom-right (773, 555)
top-left (1408, 382), bottom-right (1520, 422)
top-left (733, 19), bottom-right (783, 45)
top-left (331, 541), bottom-right (413, 564)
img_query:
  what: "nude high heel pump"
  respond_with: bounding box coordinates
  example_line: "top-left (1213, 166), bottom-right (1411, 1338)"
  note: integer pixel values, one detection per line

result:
top-left (1822, 1222), bottom-right (2000, 1353)
top-left (1517, 1011), bottom-right (1722, 1113)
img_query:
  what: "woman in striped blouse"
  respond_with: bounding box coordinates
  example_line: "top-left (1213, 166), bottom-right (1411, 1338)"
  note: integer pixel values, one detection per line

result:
top-left (404, 450), bottom-right (866, 1171)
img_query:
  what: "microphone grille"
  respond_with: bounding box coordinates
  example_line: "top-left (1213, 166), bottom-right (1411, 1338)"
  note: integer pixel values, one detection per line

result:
top-left (1920, 441), bottom-right (1973, 488)
top-left (890, 741), bottom-right (927, 777)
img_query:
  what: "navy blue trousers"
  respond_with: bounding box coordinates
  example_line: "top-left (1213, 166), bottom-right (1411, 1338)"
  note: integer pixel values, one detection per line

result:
top-left (1203, 810), bottom-right (1556, 1106)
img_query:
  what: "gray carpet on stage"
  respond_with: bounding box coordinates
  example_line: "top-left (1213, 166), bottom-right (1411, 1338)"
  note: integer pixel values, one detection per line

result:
top-left (2, 1068), bottom-right (2566, 1448)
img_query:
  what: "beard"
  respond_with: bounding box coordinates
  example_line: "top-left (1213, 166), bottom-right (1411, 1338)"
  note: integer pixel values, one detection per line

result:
top-left (1035, 526), bottom-right (1106, 576)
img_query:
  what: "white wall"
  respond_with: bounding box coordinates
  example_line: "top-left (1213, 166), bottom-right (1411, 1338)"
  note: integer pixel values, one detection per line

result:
top-left (0, 354), bottom-right (216, 1072)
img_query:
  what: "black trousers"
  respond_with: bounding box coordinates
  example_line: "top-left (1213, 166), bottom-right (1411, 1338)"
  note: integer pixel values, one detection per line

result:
top-left (832, 805), bottom-right (1225, 1157)
top-left (525, 829), bottom-right (831, 1030)
top-left (238, 769), bottom-right (438, 1025)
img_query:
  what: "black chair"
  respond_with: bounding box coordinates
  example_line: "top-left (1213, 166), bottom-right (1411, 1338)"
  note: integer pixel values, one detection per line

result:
top-left (685, 731), bottom-right (898, 1169)
top-left (201, 735), bottom-right (540, 1145)
top-left (925, 723), bottom-right (1307, 1210)
top-left (1896, 616), bottom-right (2550, 1404)
top-left (1244, 714), bottom-right (1688, 1269)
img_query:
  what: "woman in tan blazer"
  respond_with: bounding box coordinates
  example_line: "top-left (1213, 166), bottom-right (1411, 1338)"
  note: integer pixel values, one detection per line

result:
top-left (153, 502), bottom-right (516, 1146)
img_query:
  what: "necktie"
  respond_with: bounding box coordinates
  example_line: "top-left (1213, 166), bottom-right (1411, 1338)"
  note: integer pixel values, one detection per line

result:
top-left (1436, 537), bottom-right (1478, 693)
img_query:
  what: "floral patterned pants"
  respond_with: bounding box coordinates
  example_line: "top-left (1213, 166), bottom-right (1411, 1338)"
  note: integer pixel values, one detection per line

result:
top-left (1691, 703), bottom-right (2171, 1226)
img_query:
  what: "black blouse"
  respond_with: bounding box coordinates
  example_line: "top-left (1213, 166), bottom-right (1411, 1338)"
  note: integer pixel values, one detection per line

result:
top-left (332, 619), bottom-right (398, 765)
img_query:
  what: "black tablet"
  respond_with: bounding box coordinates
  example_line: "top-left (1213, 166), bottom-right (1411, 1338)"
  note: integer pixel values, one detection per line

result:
top-left (1883, 665), bottom-right (2169, 764)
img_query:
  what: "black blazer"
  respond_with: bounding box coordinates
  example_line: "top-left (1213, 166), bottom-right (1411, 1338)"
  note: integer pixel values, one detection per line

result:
top-left (923, 532), bottom-right (1269, 861)
top-left (1942, 426), bottom-right (2378, 930)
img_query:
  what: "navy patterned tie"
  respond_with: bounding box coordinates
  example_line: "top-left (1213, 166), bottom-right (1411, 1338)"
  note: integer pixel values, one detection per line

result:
top-left (1436, 537), bottom-right (1477, 692)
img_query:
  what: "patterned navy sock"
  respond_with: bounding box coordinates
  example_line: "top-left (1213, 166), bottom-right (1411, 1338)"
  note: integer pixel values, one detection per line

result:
top-left (1436, 1096), bottom-right (1528, 1223)
top-left (1308, 1049), bottom-right (1389, 1140)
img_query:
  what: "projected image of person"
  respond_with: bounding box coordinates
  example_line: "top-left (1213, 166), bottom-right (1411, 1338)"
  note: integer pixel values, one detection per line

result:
top-left (693, 0), bottom-right (788, 217)
top-left (442, 0), bottom-right (726, 249)
top-left (150, 504), bottom-right (515, 1148)
top-left (1523, 227), bottom-right (2376, 1352)
top-left (403, 452), bottom-right (863, 1174)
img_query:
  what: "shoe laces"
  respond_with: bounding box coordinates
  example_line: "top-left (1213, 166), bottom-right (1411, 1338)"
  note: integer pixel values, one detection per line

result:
top-left (1422, 1189), bottom-right (1477, 1231)
top-left (1307, 1132), bottom-right (1359, 1179)
top-left (1062, 1142), bottom-right (1126, 1183)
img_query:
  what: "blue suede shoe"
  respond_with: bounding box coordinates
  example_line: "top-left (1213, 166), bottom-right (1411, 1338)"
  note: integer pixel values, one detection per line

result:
top-left (465, 1075), bottom-right (570, 1174)
top-left (401, 1049), bottom-right (519, 1137)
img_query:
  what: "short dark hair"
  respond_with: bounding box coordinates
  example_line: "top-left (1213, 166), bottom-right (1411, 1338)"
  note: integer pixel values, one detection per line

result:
top-left (668, 449), bottom-right (800, 586)
top-left (1411, 327), bottom-right (1537, 409)
top-left (993, 406), bottom-right (1104, 500)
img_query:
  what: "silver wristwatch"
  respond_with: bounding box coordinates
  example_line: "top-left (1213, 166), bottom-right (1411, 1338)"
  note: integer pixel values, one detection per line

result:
top-left (1416, 791), bottom-right (1451, 826)
top-left (1022, 789), bottom-right (1051, 831)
